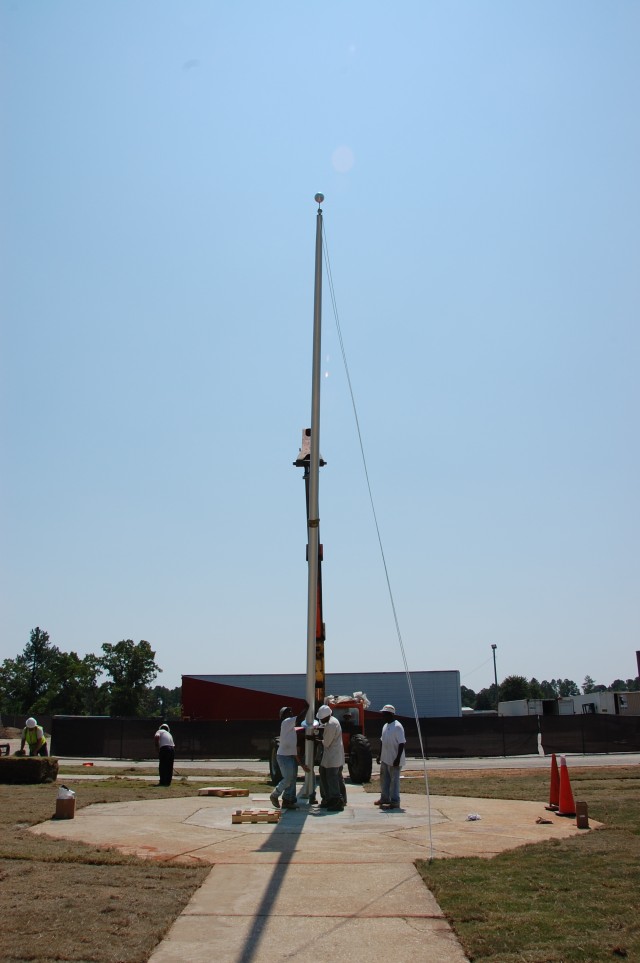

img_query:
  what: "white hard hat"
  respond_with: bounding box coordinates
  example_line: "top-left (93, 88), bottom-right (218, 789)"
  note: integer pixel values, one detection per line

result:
top-left (26, 717), bottom-right (37, 728)
top-left (317, 705), bottom-right (332, 721)
top-left (159, 723), bottom-right (170, 731)
top-left (381, 704), bottom-right (396, 714)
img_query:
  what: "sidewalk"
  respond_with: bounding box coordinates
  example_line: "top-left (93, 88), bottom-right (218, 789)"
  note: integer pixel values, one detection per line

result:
top-left (31, 784), bottom-right (591, 963)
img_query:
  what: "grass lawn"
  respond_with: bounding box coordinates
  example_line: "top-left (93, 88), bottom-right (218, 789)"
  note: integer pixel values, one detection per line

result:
top-left (407, 767), bottom-right (640, 962)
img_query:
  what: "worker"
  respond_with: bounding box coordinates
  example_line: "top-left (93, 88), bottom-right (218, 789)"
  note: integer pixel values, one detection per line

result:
top-left (153, 723), bottom-right (175, 786)
top-left (20, 717), bottom-right (48, 756)
top-left (374, 704), bottom-right (406, 809)
top-left (341, 710), bottom-right (354, 730)
top-left (316, 705), bottom-right (346, 811)
top-left (270, 707), bottom-right (309, 810)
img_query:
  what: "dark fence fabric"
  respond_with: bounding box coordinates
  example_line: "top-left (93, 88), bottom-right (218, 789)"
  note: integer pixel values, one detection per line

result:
top-left (50, 714), bottom-right (640, 760)
top-left (50, 717), bottom-right (279, 760)
top-left (540, 713), bottom-right (640, 755)
top-left (400, 715), bottom-right (540, 758)
top-left (401, 715), bottom-right (640, 757)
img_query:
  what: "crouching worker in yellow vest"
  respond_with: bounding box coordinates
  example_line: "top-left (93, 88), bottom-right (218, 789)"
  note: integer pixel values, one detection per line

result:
top-left (20, 717), bottom-right (48, 756)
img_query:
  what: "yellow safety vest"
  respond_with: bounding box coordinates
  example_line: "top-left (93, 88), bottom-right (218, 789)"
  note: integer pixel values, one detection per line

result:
top-left (24, 726), bottom-right (44, 748)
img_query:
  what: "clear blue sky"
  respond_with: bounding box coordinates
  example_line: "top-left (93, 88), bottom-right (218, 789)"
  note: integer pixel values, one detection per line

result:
top-left (2, 1), bottom-right (638, 695)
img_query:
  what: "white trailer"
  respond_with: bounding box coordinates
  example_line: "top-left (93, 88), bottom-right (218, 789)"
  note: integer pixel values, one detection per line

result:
top-left (498, 698), bottom-right (544, 716)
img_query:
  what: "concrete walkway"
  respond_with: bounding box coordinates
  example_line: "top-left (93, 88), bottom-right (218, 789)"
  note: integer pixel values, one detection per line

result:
top-left (31, 785), bottom-right (593, 963)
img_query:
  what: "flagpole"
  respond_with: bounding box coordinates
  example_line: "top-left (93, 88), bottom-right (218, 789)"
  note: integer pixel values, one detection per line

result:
top-left (304, 193), bottom-right (324, 793)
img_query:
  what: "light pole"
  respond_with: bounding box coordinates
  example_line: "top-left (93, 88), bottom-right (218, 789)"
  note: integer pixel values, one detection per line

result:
top-left (491, 644), bottom-right (498, 708)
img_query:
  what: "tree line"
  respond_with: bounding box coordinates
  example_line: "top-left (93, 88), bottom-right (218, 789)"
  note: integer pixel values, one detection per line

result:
top-left (462, 673), bottom-right (640, 710)
top-left (0, 627), bottom-right (181, 719)
top-left (3, 627), bottom-right (638, 720)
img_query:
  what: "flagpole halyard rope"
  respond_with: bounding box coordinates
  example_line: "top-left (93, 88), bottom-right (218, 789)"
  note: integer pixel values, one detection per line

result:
top-left (322, 226), bottom-right (434, 860)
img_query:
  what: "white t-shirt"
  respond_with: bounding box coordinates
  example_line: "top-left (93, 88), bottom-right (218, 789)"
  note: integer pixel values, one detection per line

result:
top-left (379, 719), bottom-right (406, 767)
top-left (320, 715), bottom-right (345, 768)
top-left (155, 729), bottom-right (175, 749)
top-left (277, 716), bottom-right (298, 756)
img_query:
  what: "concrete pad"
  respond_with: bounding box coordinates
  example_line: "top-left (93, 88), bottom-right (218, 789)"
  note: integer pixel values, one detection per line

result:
top-left (30, 785), bottom-right (599, 963)
top-left (31, 790), bottom-right (589, 862)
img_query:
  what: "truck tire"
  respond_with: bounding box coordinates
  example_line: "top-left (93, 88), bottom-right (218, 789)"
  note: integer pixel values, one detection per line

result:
top-left (347, 733), bottom-right (373, 784)
top-left (269, 740), bottom-right (282, 786)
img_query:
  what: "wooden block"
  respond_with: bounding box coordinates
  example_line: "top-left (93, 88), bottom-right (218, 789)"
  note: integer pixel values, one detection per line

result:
top-left (198, 787), bottom-right (250, 797)
top-left (231, 808), bottom-right (280, 824)
top-left (576, 800), bottom-right (589, 829)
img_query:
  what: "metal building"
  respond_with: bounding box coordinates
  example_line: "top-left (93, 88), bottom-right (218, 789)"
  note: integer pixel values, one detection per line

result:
top-left (182, 670), bottom-right (461, 721)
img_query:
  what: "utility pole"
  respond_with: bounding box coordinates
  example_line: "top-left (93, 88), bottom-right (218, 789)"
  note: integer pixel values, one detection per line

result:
top-left (491, 643), bottom-right (498, 708)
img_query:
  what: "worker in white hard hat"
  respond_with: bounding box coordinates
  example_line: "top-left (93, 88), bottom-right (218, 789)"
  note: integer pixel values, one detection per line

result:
top-left (374, 704), bottom-right (406, 809)
top-left (153, 723), bottom-right (175, 786)
top-left (20, 717), bottom-right (48, 756)
top-left (316, 705), bottom-right (346, 811)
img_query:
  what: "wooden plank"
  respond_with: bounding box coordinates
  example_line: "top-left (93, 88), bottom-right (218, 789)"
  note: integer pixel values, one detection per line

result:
top-left (231, 808), bottom-right (280, 824)
top-left (198, 787), bottom-right (250, 797)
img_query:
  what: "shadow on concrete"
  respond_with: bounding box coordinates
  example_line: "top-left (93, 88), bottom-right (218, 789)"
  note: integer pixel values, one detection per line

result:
top-left (233, 792), bottom-right (425, 963)
top-left (233, 800), bottom-right (314, 963)
top-left (234, 774), bottom-right (357, 963)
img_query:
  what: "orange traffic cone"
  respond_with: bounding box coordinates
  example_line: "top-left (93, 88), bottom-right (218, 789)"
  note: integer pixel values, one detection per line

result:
top-left (557, 755), bottom-right (576, 817)
top-left (545, 753), bottom-right (560, 811)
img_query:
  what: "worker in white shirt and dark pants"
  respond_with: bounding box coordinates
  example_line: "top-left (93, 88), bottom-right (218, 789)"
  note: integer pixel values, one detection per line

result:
top-left (375, 704), bottom-right (406, 809)
top-left (154, 723), bottom-right (175, 786)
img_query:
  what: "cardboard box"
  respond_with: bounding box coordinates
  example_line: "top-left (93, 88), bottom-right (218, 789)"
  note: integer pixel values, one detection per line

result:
top-left (55, 797), bottom-right (76, 819)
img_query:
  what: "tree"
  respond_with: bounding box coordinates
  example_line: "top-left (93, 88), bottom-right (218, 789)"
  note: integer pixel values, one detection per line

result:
top-left (528, 678), bottom-right (543, 699)
top-left (23, 626), bottom-right (62, 708)
top-left (140, 685), bottom-right (182, 719)
top-left (500, 675), bottom-right (530, 702)
top-left (609, 679), bottom-right (627, 692)
top-left (582, 675), bottom-right (596, 694)
top-left (557, 679), bottom-right (580, 697)
top-left (539, 680), bottom-right (558, 698)
top-left (475, 685), bottom-right (498, 710)
top-left (460, 685), bottom-right (476, 709)
top-left (45, 652), bottom-right (107, 715)
top-left (0, 657), bottom-right (32, 714)
top-left (0, 629), bottom-right (169, 719)
top-left (0, 627), bottom-right (60, 714)
top-left (0, 637), bottom-right (109, 717)
top-left (99, 640), bottom-right (161, 716)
